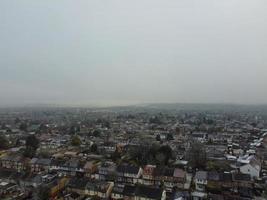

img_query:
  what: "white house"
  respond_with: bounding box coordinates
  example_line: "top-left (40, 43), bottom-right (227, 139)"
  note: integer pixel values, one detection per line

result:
top-left (238, 155), bottom-right (261, 178)
top-left (194, 171), bottom-right (207, 191)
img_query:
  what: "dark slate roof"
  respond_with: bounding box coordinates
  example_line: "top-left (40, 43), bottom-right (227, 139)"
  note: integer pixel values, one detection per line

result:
top-left (239, 187), bottom-right (253, 198)
top-left (219, 172), bottom-right (232, 182)
top-left (67, 178), bottom-right (89, 190)
top-left (0, 170), bottom-right (14, 179)
top-left (70, 192), bottom-right (80, 199)
top-left (153, 167), bottom-right (174, 177)
top-left (117, 164), bottom-right (140, 174)
top-left (36, 158), bottom-right (51, 165)
top-left (86, 180), bottom-right (110, 193)
top-left (195, 171), bottom-right (207, 180)
top-left (164, 168), bottom-right (174, 177)
top-left (50, 159), bottom-right (66, 166)
top-left (135, 185), bottom-right (163, 200)
top-left (112, 184), bottom-right (125, 194)
top-left (233, 173), bottom-right (251, 182)
top-left (208, 171), bottom-right (220, 181)
top-left (123, 185), bottom-right (136, 196)
top-left (64, 159), bottom-right (79, 168)
top-left (1, 155), bottom-right (22, 162)
top-left (153, 167), bottom-right (164, 177)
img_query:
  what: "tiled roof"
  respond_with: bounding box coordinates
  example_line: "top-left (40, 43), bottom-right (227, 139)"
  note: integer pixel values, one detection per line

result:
top-left (173, 168), bottom-right (186, 178)
top-left (117, 164), bottom-right (140, 174)
top-left (135, 185), bottom-right (163, 200)
top-left (195, 171), bottom-right (207, 180)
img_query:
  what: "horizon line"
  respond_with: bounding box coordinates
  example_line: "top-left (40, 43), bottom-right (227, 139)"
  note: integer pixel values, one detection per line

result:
top-left (1, 101), bottom-right (267, 109)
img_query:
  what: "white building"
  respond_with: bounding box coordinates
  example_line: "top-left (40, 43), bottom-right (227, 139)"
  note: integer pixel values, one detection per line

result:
top-left (194, 171), bottom-right (207, 191)
top-left (238, 155), bottom-right (261, 178)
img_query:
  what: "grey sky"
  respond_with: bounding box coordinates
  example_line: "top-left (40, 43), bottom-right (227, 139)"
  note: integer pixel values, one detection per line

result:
top-left (0, 0), bottom-right (267, 106)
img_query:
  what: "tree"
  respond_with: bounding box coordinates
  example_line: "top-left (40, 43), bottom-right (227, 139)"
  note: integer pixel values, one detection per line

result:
top-left (186, 141), bottom-right (206, 170)
top-left (69, 125), bottom-right (77, 135)
top-left (0, 135), bottom-right (9, 149)
top-left (23, 147), bottom-right (36, 158)
top-left (128, 145), bottom-right (150, 166)
top-left (26, 135), bottom-right (39, 150)
top-left (91, 196), bottom-right (101, 200)
top-left (103, 121), bottom-right (110, 129)
top-left (71, 135), bottom-right (81, 146)
top-left (39, 123), bottom-right (48, 132)
top-left (112, 148), bottom-right (121, 162)
top-left (39, 149), bottom-right (51, 158)
top-left (24, 135), bottom-right (39, 158)
top-left (264, 187), bottom-right (267, 198)
top-left (19, 123), bottom-right (28, 132)
top-left (90, 143), bottom-right (98, 153)
top-left (37, 185), bottom-right (50, 200)
top-left (157, 145), bottom-right (173, 165)
top-left (14, 117), bottom-right (20, 124)
top-left (166, 133), bottom-right (174, 141)
top-left (93, 130), bottom-right (101, 137)
top-left (15, 138), bottom-right (22, 147)
top-left (155, 152), bottom-right (166, 165)
top-left (207, 138), bottom-right (213, 144)
top-left (206, 160), bottom-right (231, 172)
top-left (149, 116), bottom-right (162, 124)
top-left (175, 127), bottom-right (180, 134)
top-left (127, 144), bottom-right (173, 166)
top-left (1, 123), bottom-right (7, 130)
top-left (156, 134), bottom-right (161, 141)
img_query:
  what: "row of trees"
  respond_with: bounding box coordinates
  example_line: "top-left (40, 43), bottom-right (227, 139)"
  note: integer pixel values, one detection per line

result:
top-left (0, 133), bottom-right (40, 158)
top-left (126, 144), bottom-right (173, 166)
top-left (71, 135), bottom-right (98, 153)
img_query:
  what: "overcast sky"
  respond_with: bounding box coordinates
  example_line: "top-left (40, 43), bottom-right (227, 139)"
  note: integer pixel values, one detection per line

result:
top-left (0, 0), bottom-right (266, 106)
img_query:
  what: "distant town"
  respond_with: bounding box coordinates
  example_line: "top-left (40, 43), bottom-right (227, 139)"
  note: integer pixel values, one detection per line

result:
top-left (0, 104), bottom-right (267, 200)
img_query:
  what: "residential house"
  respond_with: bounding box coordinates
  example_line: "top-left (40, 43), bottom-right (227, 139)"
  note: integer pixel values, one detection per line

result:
top-left (143, 165), bottom-right (156, 186)
top-left (50, 177), bottom-right (69, 199)
top-left (219, 172), bottom-right (233, 189)
top-left (0, 182), bottom-right (18, 196)
top-left (173, 168), bottom-right (186, 188)
top-left (116, 164), bottom-right (142, 184)
top-left (232, 173), bottom-right (253, 189)
top-left (67, 178), bottom-right (89, 196)
top-left (112, 184), bottom-right (165, 200)
top-left (111, 184), bottom-right (125, 200)
top-left (237, 155), bottom-right (261, 178)
top-left (63, 158), bottom-right (84, 176)
top-left (206, 171), bottom-right (221, 193)
top-left (19, 174), bottom-right (42, 188)
top-left (98, 161), bottom-right (117, 181)
top-left (194, 171), bottom-right (208, 191)
top-left (83, 161), bottom-right (98, 178)
top-left (0, 155), bottom-right (29, 173)
top-left (30, 158), bottom-right (51, 173)
top-left (67, 178), bottom-right (113, 199)
top-left (111, 184), bottom-right (136, 200)
top-left (134, 185), bottom-right (166, 200)
top-left (86, 179), bottom-right (114, 198)
top-left (153, 167), bottom-right (186, 190)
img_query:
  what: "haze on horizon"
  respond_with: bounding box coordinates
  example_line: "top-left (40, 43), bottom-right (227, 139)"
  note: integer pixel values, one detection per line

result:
top-left (0, 0), bottom-right (267, 107)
